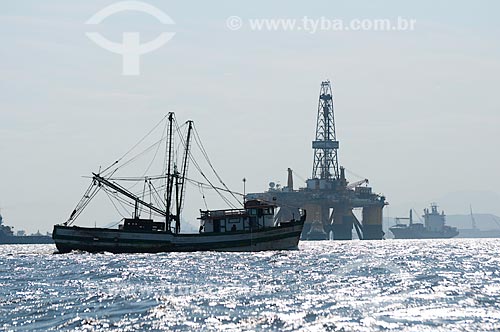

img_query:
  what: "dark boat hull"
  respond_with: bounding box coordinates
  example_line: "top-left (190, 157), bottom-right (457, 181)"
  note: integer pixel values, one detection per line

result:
top-left (52, 220), bottom-right (304, 253)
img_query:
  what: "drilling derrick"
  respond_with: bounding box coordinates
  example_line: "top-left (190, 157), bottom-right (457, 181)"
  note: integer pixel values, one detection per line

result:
top-left (307, 81), bottom-right (347, 192)
top-left (312, 81), bottom-right (339, 180)
top-left (306, 81), bottom-right (352, 240)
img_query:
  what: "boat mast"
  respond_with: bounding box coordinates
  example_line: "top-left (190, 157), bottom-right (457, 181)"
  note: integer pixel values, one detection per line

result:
top-left (165, 112), bottom-right (175, 231)
top-left (470, 205), bottom-right (477, 230)
top-left (174, 120), bottom-right (193, 234)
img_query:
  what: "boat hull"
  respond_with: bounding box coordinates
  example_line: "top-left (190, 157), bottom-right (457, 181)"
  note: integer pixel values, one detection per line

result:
top-left (52, 221), bottom-right (304, 253)
top-left (389, 227), bottom-right (459, 239)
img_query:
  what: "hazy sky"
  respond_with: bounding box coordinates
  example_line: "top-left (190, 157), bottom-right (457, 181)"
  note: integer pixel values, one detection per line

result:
top-left (1, 1), bottom-right (499, 233)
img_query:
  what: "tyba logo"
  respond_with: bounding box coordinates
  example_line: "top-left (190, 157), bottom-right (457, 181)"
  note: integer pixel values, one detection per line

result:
top-left (86, 1), bottom-right (175, 76)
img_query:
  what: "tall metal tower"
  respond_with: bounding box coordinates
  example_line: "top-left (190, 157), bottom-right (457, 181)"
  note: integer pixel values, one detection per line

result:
top-left (312, 80), bottom-right (340, 180)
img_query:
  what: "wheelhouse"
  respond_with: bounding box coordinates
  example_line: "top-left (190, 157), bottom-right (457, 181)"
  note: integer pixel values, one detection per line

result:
top-left (199, 200), bottom-right (276, 233)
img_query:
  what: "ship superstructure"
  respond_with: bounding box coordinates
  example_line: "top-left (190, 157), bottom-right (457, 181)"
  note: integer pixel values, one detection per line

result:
top-left (390, 204), bottom-right (458, 239)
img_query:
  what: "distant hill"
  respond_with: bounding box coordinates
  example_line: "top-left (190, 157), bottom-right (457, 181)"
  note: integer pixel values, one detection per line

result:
top-left (446, 213), bottom-right (500, 230)
top-left (436, 191), bottom-right (500, 216)
top-left (387, 190), bottom-right (500, 221)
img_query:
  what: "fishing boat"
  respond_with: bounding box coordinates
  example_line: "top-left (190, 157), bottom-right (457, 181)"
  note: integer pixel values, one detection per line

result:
top-left (52, 113), bottom-right (305, 253)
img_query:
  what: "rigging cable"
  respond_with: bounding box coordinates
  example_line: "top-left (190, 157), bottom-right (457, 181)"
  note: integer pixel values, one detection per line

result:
top-left (149, 181), bottom-right (167, 209)
top-left (101, 114), bottom-right (168, 176)
top-left (197, 182), bottom-right (209, 210)
top-left (66, 183), bottom-right (101, 226)
top-left (192, 124), bottom-right (242, 206)
top-left (180, 122), bottom-right (240, 208)
top-left (107, 135), bottom-right (170, 176)
top-left (185, 178), bottom-right (243, 196)
top-left (105, 187), bottom-right (165, 219)
top-left (103, 187), bottom-right (127, 219)
top-left (291, 170), bottom-right (307, 184)
top-left (123, 122), bottom-right (167, 193)
top-left (173, 119), bottom-right (238, 209)
top-left (344, 168), bottom-right (366, 181)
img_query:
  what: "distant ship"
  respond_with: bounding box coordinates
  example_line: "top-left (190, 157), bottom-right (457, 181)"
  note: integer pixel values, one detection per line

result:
top-left (390, 204), bottom-right (458, 239)
top-left (0, 213), bottom-right (53, 244)
top-left (457, 206), bottom-right (500, 238)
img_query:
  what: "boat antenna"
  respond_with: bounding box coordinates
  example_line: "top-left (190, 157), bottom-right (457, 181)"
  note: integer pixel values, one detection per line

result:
top-left (243, 178), bottom-right (247, 205)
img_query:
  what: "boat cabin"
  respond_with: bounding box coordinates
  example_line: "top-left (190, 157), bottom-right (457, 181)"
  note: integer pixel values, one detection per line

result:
top-left (199, 200), bottom-right (276, 233)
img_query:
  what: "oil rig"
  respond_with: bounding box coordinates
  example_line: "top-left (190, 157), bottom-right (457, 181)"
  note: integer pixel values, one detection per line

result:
top-left (247, 80), bottom-right (387, 240)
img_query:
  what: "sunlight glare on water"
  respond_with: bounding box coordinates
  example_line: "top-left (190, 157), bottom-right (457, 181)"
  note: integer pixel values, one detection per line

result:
top-left (1, 239), bottom-right (500, 331)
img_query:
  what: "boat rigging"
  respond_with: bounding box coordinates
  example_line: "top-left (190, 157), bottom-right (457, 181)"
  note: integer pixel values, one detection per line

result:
top-left (64, 113), bottom-right (242, 233)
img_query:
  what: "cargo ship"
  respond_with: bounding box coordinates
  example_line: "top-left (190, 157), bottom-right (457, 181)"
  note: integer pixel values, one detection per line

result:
top-left (52, 113), bottom-right (305, 253)
top-left (389, 204), bottom-right (458, 239)
top-left (0, 213), bottom-right (53, 244)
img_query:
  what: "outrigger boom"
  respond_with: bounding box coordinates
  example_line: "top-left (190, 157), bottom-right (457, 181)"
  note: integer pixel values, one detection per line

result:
top-left (92, 173), bottom-right (167, 218)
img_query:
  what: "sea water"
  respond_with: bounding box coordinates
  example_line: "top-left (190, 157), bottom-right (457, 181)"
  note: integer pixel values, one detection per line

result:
top-left (1, 239), bottom-right (499, 331)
